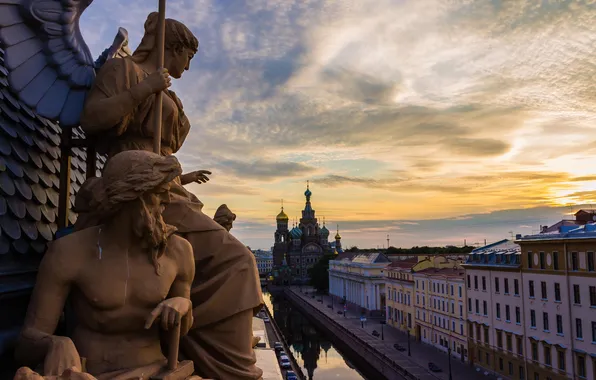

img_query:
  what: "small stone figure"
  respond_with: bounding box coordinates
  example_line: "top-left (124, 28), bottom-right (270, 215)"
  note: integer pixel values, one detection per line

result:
top-left (15, 151), bottom-right (196, 379)
top-left (213, 204), bottom-right (236, 231)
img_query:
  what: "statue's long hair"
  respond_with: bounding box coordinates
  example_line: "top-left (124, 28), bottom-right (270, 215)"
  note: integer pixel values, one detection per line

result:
top-left (132, 12), bottom-right (199, 64)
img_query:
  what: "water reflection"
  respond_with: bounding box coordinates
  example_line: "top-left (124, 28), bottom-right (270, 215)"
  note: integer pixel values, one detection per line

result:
top-left (264, 292), bottom-right (365, 380)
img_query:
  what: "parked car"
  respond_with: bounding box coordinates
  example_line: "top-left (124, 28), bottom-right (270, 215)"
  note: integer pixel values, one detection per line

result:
top-left (263, 317), bottom-right (270, 322)
top-left (278, 350), bottom-right (286, 357)
top-left (274, 342), bottom-right (283, 352)
top-left (372, 330), bottom-right (380, 337)
top-left (393, 343), bottom-right (406, 352)
top-left (280, 356), bottom-right (291, 369)
top-left (428, 362), bottom-right (442, 372)
top-left (285, 370), bottom-right (298, 380)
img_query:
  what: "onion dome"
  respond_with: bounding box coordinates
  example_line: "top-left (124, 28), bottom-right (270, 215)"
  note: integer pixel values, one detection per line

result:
top-left (321, 225), bottom-right (329, 237)
top-left (290, 226), bottom-right (303, 239)
top-left (335, 225), bottom-right (341, 239)
top-left (276, 207), bottom-right (289, 222)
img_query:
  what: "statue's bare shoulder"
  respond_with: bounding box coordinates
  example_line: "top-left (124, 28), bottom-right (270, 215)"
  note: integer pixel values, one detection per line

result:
top-left (40, 226), bottom-right (101, 282)
top-left (165, 233), bottom-right (194, 280)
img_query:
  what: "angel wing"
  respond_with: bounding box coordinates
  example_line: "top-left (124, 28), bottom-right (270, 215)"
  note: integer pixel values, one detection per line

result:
top-left (0, 0), bottom-right (96, 127)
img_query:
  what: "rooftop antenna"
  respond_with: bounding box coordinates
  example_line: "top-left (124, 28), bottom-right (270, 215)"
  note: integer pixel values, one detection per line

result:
top-left (387, 234), bottom-right (390, 248)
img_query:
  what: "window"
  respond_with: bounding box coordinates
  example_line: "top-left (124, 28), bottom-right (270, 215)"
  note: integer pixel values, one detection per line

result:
top-left (574, 284), bottom-right (581, 304)
top-left (592, 321), bottom-right (596, 343)
top-left (517, 336), bottom-right (523, 355)
top-left (586, 251), bottom-right (595, 272)
top-left (516, 307), bottom-right (521, 324)
top-left (558, 350), bottom-right (565, 371)
top-left (544, 346), bottom-right (551, 366)
top-left (460, 304), bottom-right (463, 317)
top-left (514, 279), bottom-right (519, 295)
top-left (499, 357), bottom-right (503, 370)
top-left (505, 305), bottom-right (511, 321)
top-left (508, 361), bottom-right (513, 375)
top-left (497, 331), bottom-right (503, 348)
top-left (540, 252), bottom-right (545, 269)
top-left (467, 275), bottom-right (471, 288)
top-left (506, 334), bottom-right (512, 351)
top-left (451, 284), bottom-right (454, 295)
top-left (556, 314), bottom-right (563, 334)
top-left (527, 252), bottom-right (533, 269)
top-left (529, 281), bottom-right (535, 298)
top-left (475, 299), bottom-right (479, 314)
top-left (555, 283), bottom-right (561, 302)
top-left (553, 251), bottom-right (559, 270)
top-left (519, 366), bottom-right (525, 380)
top-left (576, 318), bottom-right (583, 339)
top-left (496, 303), bottom-right (501, 319)
top-left (572, 252), bottom-right (578, 270)
top-left (543, 312), bottom-right (549, 331)
top-left (530, 310), bottom-right (536, 327)
top-left (541, 281), bottom-right (547, 299)
top-left (469, 324), bottom-right (474, 339)
top-left (484, 327), bottom-right (489, 343)
top-left (504, 278), bottom-right (509, 294)
top-left (482, 276), bottom-right (486, 290)
top-left (531, 342), bottom-right (538, 360)
top-left (474, 276), bottom-right (478, 289)
top-left (458, 286), bottom-right (462, 297)
top-left (577, 355), bottom-right (586, 378)
top-left (483, 301), bottom-right (487, 316)
top-left (495, 277), bottom-right (500, 293)
top-left (468, 298), bottom-right (472, 312)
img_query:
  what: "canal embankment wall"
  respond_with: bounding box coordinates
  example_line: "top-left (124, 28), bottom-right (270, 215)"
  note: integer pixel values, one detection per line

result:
top-left (284, 288), bottom-right (416, 380)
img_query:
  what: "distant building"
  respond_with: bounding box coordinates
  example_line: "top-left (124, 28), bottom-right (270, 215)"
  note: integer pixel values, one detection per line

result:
top-left (462, 239), bottom-right (524, 378)
top-left (272, 183), bottom-right (340, 284)
top-left (385, 259), bottom-right (417, 335)
top-left (329, 252), bottom-right (391, 314)
top-left (252, 250), bottom-right (273, 277)
top-left (413, 267), bottom-right (468, 361)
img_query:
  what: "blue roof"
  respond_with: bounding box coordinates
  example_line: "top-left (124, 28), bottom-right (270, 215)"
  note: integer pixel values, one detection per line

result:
top-left (519, 222), bottom-right (596, 241)
top-left (465, 239), bottom-right (521, 266)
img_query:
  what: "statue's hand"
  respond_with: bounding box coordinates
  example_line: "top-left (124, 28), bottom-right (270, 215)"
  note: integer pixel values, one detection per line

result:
top-left (145, 297), bottom-right (192, 331)
top-left (181, 170), bottom-right (211, 185)
top-left (143, 68), bottom-right (171, 93)
top-left (43, 337), bottom-right (82, 376)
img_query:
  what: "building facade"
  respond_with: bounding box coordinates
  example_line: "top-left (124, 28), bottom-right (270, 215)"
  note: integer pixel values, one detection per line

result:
top-left (463, 240), bottom-right (527, 380)
top-left (329, 252), bottom-right (391, 313)
top-left (516, 215), bottom-right (596, 380)
top-left (414, 267), bottom-right (468, 361)
top-left (385, 259), bottom-right (417, 335)
top-left (252, 250), bottom-right (274, 276)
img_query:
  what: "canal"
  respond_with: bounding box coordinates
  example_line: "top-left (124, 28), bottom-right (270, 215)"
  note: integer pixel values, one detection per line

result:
top-left (263, 291), bottom-right (367, 380)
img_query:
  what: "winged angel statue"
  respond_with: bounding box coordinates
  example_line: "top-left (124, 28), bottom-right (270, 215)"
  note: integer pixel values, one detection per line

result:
top-left (0, 1), bottom-right (264, 380)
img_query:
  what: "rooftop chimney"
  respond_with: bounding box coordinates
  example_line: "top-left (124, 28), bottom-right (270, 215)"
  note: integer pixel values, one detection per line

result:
top-left (515, 234), bottom-right (522, 239)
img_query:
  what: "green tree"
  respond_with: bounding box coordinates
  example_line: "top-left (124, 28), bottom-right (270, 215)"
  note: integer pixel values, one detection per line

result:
top-left (308, 254), bottom-right (335, 293)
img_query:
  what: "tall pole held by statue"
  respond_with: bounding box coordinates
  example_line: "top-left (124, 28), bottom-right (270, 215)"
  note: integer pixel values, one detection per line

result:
top-left (153, 0), bottom-right (166, 154)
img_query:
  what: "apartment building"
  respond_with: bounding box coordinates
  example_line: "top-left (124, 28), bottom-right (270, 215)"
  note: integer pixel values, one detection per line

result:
top-left (463, 239), bottom-right (527, 380)
top-left (413, 267), bottom-right (468, 361)
top-left (517, 218), bottom-right (596, 380)
top-left (385, 258), bottom-right (417, 334)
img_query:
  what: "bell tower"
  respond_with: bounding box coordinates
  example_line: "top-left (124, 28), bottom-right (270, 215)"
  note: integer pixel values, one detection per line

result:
top-left (273, 200), bottom-right (289, 266)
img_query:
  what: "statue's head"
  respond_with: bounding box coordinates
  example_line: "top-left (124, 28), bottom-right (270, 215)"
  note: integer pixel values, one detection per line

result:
top-left (133, 12), bottom-right (199, 79)
top-left (83, 151), bottom-right (182, 270)
top-left (214, 204), bottom-right (236, 231)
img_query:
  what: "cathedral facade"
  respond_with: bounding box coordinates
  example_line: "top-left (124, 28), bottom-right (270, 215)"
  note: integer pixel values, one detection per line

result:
top-left (272, 183), bottom-right (342, 284)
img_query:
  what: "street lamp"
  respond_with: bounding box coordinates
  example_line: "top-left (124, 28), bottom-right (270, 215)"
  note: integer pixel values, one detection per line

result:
top-left (380, 320), bottom-right (385, 340)
top-left (331, 294), bottom-right (334, 310)
top-left (447, 347), bottom-right (453, 380)
top-left (407, 329), bottom-right (411, 356)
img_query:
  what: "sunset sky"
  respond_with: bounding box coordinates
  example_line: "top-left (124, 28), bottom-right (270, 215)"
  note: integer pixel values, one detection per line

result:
top-left (81, 0), bottom-right (596, 249)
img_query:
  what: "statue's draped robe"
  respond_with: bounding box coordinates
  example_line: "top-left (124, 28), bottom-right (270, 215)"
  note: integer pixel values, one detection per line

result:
top-left (76, 57), bottom-right (264, 380)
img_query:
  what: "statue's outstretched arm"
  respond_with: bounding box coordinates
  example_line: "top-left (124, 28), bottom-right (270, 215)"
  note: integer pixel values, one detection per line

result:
top-left (15, 242), bottom-right (81, 375)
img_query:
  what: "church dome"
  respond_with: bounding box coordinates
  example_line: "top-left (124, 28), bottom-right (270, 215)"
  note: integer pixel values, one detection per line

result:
top-left (304, 188), bottom-right (312, 198)
top-left (276, 208), bottom-right (289, 222)
top-left (320, 225), bottom-right (329, 236)
top-left (290, 226), bottom-right (303, 239)
top-left (335, 231), bottom-right (341, 240)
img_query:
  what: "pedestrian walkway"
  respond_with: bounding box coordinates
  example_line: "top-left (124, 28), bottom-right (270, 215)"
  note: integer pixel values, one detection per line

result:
top-left (289, 287), bottom-right (496, 380)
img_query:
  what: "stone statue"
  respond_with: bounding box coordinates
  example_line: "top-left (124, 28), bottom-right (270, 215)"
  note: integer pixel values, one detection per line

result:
top-left (14, 151), bottom-right (197, 379)
top-left (213, 204), bottom-right (236, 231)
top-left (75, 12), bottom-right (263, 380)
top-left (0, 2), bottom-right (263, 377)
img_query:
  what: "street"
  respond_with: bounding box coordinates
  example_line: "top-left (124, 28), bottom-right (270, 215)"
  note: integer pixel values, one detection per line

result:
top-left (290, 287), bottom-right (497, 380)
